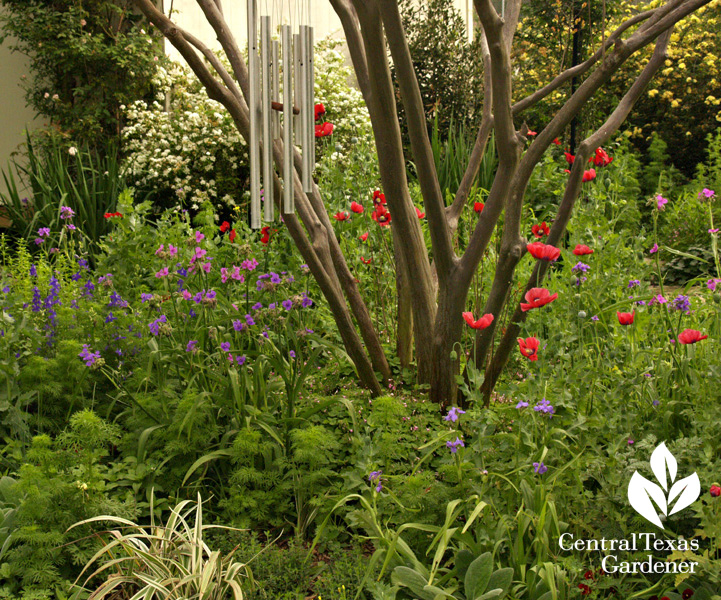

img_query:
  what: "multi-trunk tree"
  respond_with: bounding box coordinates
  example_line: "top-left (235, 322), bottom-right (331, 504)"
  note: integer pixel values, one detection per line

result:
top-left (132, 0), bottom-right (711, 404)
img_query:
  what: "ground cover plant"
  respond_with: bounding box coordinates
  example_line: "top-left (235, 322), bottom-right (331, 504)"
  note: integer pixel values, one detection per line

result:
top-left (0, 0), bottom-right (720, 599)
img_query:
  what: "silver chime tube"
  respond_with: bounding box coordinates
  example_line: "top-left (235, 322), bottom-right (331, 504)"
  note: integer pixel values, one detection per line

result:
top-left (293, 32), bottom-right (302, 150)
top-left (307, 26), bottom-right (315, 174)
top-left (247, 0), bottom-right (261, 229)
top-left (272, 40), bottom-right (280, 140)
top-left (282, 24), bottom-right (294, 214)
top-left (300, 25), bottom-right (312, 193)
top-left (261, 16), bottom-right (274, 221)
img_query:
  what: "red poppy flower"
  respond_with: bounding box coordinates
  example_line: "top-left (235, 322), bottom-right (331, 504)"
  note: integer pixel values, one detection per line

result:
top-left (474, 201), bottom-right (485, 214)
top-left (373, 190), bottom-right (387, 205)
top-left (350, 201), bottom-right (364, 214)
top-left (678, 329), bottom-right (708, 344)
top-left (359, 232), bottom-right (369, 242)
top-left (710, 485), bottom-right (721, 497)
top-left (334, 211), bottom-right (350, 221)
top-left (229, 229), bottom-right (236, 243)
top-left (573, 244), bottom-right (594, 256)
top-left (220, 221), bottom-right (230, 233)
top-left (527, 242), bottom-right (561, 261)
top-left (520, 288), bottom-right (558, 312)
top-left (682, 589), bottom-right (694, 599)
top-left (563, 169), bottom-right (571, 174)
top-left (518, 337), bottom-right (540, 361)
top-left (617, 311), bottom-right (635, 325)
top-left (315, 122), bottom-right (334, 138)
top-left (314, 103), bottom-right (326, 121)
top-left (531, 222), bottom-right (550, 238)
top-left (371, 204), bottom-right (391, 226)
top-left (104, 212), bottom-right (123, 218)
top-left (564, 151), bottom-right (575, 165)
top-left (552, 138), bottom-right (561, 146)
top-left (260, 225), bottom-right (271, 245)
top-left (527, 130), bottom-right (537, 136)
top-left (415, 206), bottom-right (425, 219)
top-left (583, 168), bottom-right (597, 182)
top-left (593, 146), bottom-right (613, 167)
top-left (462, 312), bottom-right (494, 330)
top-left (360, 256), bottom-right (372, 264)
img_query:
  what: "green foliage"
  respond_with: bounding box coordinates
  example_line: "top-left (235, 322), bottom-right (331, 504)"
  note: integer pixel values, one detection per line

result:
top-left (0, 0), bottom-right (162, 149)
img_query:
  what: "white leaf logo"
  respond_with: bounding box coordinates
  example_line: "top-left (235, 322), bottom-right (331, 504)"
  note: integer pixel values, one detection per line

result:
top-left (627, 442), bottom-right (700, 529)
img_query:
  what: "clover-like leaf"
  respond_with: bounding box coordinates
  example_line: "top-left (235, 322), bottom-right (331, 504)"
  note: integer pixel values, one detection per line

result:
top-left (650, 442), bottom-right (677, 491)
top-left (668, 473), bottom-right (701, 516)
top-left (628, 472), bottom-right (666, 528)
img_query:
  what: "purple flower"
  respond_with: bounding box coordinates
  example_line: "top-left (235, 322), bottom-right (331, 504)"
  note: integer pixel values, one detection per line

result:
top-left (241, 258), bottom-right (259, 271)
top-left (670, 294), bottom-right (690, 314)
top-left (591, 315), bottom-right (599, 321)
top-left (444, 406), bottom-right (466, 422)
top-left (155, 267), bottom-right (169, 278)
top-left (649, 243), bottom-right (659, 254)
top-left (270, 272), bottom-right (282, 284)
top-left (195, 231), bottom-right (205, 243)
top-left (649, 293), bottom-right (667, 306)
top-left (108, 292), bottom-right (128, 308)
top-left (656, 194), bottom-right (668, 210)
top-left (60, 206), bottom-right (75, 219)
top-left (78, 344), bottom-right (101, 367)
top-left (34, 238), bottom-right (44, 245)
top-left (282, 299), bottom-right (293, 311)
top-left (66, 223), bottom-right (77, 231)
top-left (37, 227), bottom-right (50, 237)
top-left (301, 295), bottom-right (313, 308)
top-left (141, 293), bottom-right (154, 303)
top-left (533, 462), bottom-right (548, 475)
top-left (252, 302), bottom-right (263, 310)
top-left (236, 355), bottom-right (246, 366)
top-left (245, 314), bottom-right (255, 326)
top-left (232, 319), bottom-right (245, 332)
top-left (220, 342), bottom-right (231, 352)
top-left (148, 315), bottom-right (167, 336)
top-left (289, 350), bottom-right (296, 358)
top-left (628, 279), bottom-right (641, 288)
top-left (369, 470), bottom-right (383, 492)
top-left (105, 312), bottom-right (117, 324)
top-left (83, 279), bottom-right (95, 297)
top-left (708, 278), bottom-right (721, 292)
top-left (29, 264), bottom-right (37, 277)
top-left (186, 340), bottom-right (198, 352)
top-left (572, 262), bottom-right (590, 274)
top-left (516, 400), bottom-right (529, 409)
top-left (533, 398), bottom-right (555, 416)
top-left (446, 437), bottom-right (465, 453)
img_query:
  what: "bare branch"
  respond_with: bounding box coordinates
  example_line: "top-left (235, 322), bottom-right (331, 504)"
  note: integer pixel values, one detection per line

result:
top-left (182, 30), bottom-right (243, 101)
top-left (329, 0), bottom-right (371, 106)
top-left (378, 0), bottom-right (456, 278)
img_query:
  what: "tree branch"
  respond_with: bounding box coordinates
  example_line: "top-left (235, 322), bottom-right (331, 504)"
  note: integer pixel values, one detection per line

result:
top-left (329, 0), bottom-right (371, 106)
top-left (378, 0), bottom-right (455, 279)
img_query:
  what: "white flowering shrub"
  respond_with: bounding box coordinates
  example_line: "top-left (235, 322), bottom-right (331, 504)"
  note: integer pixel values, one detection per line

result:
top-left (121, 40), bottom-right (372, 215)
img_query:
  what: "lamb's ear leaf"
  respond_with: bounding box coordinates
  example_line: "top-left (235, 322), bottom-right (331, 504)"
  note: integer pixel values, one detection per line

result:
top-left (628, 472), bottom-right (666, 528)
top-left (668, 473), bottom-right (701, 516)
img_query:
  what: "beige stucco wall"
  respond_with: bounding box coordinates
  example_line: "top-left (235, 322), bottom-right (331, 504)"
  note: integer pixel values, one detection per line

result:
top-left (0, 23), bottom-right (39, 195)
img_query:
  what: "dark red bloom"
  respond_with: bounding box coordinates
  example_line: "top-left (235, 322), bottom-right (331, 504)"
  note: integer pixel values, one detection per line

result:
top-left (315, 122), bottom-right (334, 137)
top-left (350, 201), bottom-right (364, 214)
top-left (260, 226), bottom-right (271, 245)
top-left (518, 337), bottom-right (540, 361)
top-left (617, 311), bottom-right (635, 325)
top-left (583, 168), bottom-right (597, 182)
top-left (573, 244), bottom-right (594, 256)
top-left (678, 329), bottom-right (708, 344)
top-left (371, 204), bottom-right (391, 227)
top-left (593, 146), bottom-right (613, 167)
top-left (334, 211), bottom-right (350, 221)
top-left (527, 242), bottom-right (561, 261)
top-left (359, 232), bottom-right (369, 242)
top-left (552, 138), bottom-right (561, 146)
top-left (462, 312), bottom-right (494, 330)
top-left (373, 190), bottom-right (387, 205)
top-left (474, 201), bottom-right (485, 214)
top-left (229, 229), bottom-right (236, 243)
top-left (314, 103), bottom-right (326, 121)
top-left (583, 570), bottom-right (594, 580)
top-left (710, 485), bottom-right (721, 497)
top-left (360, 256), bottom-right (372, 264)
top-left (220, 221), bottom-right (230, 233)
top-left (577, 583), bottom-right (591, 596)
top-left (415, 206), bottom-right (425, 219)
top-left (520, 288), bottom-right (558, 312)
top-left (531, 222), bottom-right (550, 238)
top-left (564, 151), bottom-right (575, 165)
top-left (682, 589), bottom-right (694, 599)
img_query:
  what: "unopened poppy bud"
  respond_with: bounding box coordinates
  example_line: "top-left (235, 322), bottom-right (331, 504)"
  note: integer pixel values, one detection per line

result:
top-left (350, 137), bottom-right (358, 144)
top-left (578, 310), bottom-right (587, 318)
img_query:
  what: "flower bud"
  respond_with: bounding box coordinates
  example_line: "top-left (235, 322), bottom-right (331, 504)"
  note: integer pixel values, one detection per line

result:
top-left (578, 310), bottom-right (587, 318)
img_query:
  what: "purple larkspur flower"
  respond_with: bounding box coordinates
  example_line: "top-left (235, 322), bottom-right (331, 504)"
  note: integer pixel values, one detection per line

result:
top-left (108, 292), bottom-right (128, 308)
top-left (78, 344), bottom-right (101, 367)
top-left (105, 312), bottom-right (116, 324)
top-left (141, 293), bottom-right (154, 303)
top-left (369, 470), bottom-right (383, 492)
top-left (533, 398), bottom-right (555, 416)
top-left (66, 224), bottom-right (76, 231)
top-left (444, 406), bottom-right (466, 422)
top-left (670, 294), bottom-right (690, 314)
top-left (572, 262), bottom-right (590, 274)
top-left (533, 462), bottom-right (548, 475)
top-left (29, 264), bottom-right (37, 277)
top-left (148, 315), bottom-right (167, 336)
top-left (516, 400), bottom-right (529, 409)
top-left (446, 437), bottom-right (465, 453)
top-left (37, 227), bottom-right (50, 237)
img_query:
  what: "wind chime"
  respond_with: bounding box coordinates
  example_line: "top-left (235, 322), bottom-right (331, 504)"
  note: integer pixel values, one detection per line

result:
top-left (247, 0), bottom-right (315, 229)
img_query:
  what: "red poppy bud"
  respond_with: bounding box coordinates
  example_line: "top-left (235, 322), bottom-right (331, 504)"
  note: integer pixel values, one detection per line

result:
top-left (583, 168), bottom-right (597, 182)
top-left (617, 311), bottom-right (635, 325)
top-left (710, 485), bottom-right (721, 497)
top-left (474, 202), bottom-right (485, 214)
top-left (359, 232), bottom-right (369, 242)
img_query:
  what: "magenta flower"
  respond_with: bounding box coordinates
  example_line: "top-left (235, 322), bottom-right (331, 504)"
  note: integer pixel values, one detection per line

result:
top-left (649, 243), bottom-right (659, 254)
top-left (699, 188), bottom-right (715, 200)
top-left (656, 195), bottom-right (668, 210)
top-left (155, 267), bottom-right (169, 278)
